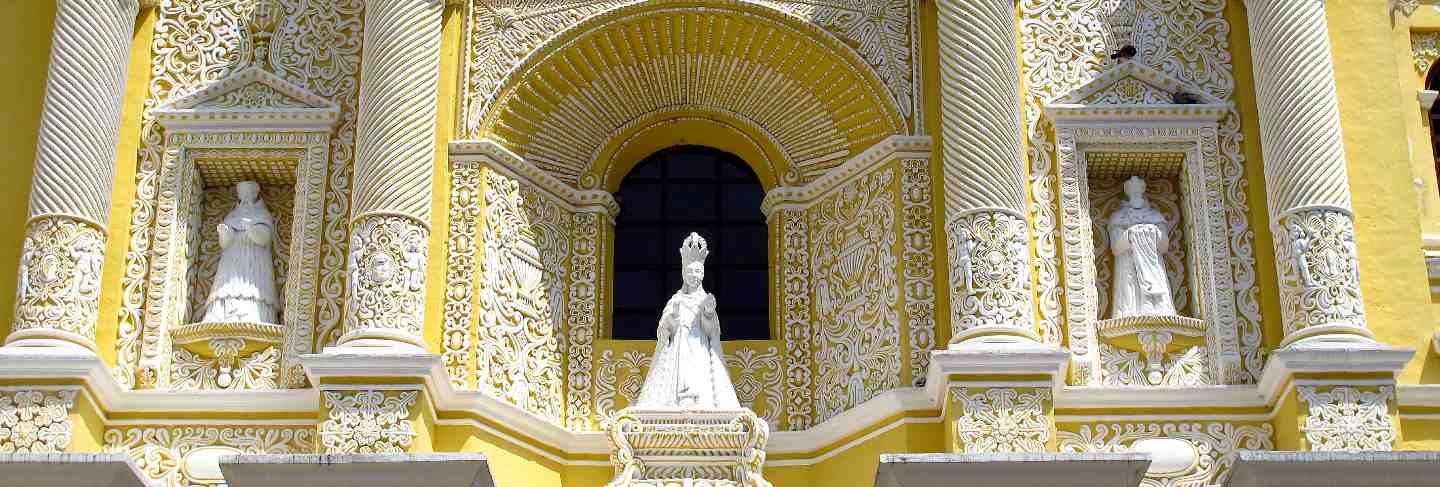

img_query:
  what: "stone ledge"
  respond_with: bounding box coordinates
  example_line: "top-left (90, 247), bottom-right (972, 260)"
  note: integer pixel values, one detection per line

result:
top-left (0, 453), bottom-right (148, 487)
top-left (1223, 451), bottom-right (1440, 487)
top-left (875, 452), bottom-right (1150, 487)
top-left (218, 453), bottom-right (493, 487)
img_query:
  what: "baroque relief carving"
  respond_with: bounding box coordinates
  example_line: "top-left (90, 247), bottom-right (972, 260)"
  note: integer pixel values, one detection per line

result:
top-left (594, 347), bottom-right (783, 428)
top-left (1020, 0), bottom-right (1264, 381)
top-left (171, 340), bottom-right (279, 391)
top-left (1297, 385), bottom-right (1395, 451)
top-left (900, 159), bottom-right (937, 385)
top-left (13, 217), bottom-right (105, 344)
top-left (946, 210), bottom-right (1032, 334)
top-left (106, 426), bottom-right (314, 487)
top-left (475, 169), bottom-right (568, 422)
top-left (320, 389), bottom-right (419, 454)
top-left (119, 0), bottom-right (363, 388)
top-left (567, 212), bottom-right (601, 430)
top-left (1413, 32), bottom-right (1440, 74)
top-left (345, 215), bottom-right (429, 345)
top-left (463, 0), bottom-right (919, 138)
top-left (1274, 209), bottom-right (1365, 339)
top-left (780, 209), bottom-right (815, 430)
top-left (0, 390), bottom-right (75, 454)
top-left (1057, 422), bottom-right (1274, 487)
top-left (950, 388), bottom-right (1050, 453)
top-left (809, 168), bottom-right (901, 423)
top-left (443, 160), bottom-right (484, 389)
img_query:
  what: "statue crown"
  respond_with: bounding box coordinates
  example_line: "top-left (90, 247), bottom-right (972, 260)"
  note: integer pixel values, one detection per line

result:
top-left (679, 232), bottom-right (709, 267)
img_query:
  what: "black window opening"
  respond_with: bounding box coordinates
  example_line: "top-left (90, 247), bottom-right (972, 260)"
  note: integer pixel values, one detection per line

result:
top-left (611, 145), bottom-right (770, 340)
top-left (1428, 63), bottom-right (1440, 195)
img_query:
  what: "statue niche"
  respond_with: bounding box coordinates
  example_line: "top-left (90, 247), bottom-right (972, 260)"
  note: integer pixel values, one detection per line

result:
top-left (1092, 174), bottom-right (1205, 385)
top-left (201, 180), bottom-right (280, 325)
top-left (1106, 176), bottom-right (1177, 318)
top-left (606, 232), bottom-right (770, 487)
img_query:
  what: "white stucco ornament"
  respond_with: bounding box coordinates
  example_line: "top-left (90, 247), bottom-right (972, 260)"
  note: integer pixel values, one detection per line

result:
top-left (201, 181), bottom-right (279, 325)
top-left (1107, 176), bottom-right (1177, 318)
top-left (636, 232), bottom-right (741, 410)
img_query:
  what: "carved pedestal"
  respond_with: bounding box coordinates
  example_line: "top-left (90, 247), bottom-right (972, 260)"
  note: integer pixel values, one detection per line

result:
top-left (604, 408), bottom-right (771, 487)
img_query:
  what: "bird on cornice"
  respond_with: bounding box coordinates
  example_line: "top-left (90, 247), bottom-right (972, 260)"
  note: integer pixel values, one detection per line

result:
top-left (1110, 44), bottom-right (1137, 62)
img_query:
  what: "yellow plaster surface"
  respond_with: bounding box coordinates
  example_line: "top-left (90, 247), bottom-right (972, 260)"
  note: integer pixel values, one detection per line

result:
top-left (0, 1), bottom-right (54, 342)
top-left (1329, 0), bottom-right (1438, 383)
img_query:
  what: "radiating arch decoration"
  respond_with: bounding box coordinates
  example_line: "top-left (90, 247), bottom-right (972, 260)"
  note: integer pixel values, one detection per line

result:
top-left (475, 0), bottom-right (907, 189)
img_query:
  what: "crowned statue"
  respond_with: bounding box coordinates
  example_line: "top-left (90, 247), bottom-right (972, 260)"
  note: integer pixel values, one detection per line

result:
top-left (1107, 176), bottom-right (1177, 317)
top-left (200, 181), bottom-right (279, 325)
top-left (635, 232), bottom-right (741, 409)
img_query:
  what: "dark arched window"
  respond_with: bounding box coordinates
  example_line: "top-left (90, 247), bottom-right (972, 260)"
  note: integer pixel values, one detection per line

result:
top-left (1428, 63), bottom-right (1440, 194)
top-left (611, 146), bottom-right (769, 340)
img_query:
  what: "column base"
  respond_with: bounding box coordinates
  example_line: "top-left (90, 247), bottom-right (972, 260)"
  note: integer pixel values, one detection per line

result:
top-left (333, 329), bottom-right (427, 354)
top-left (948, 325), bottom-right (1041, 349)
top-left (1278, 324), bottom-right (1376, 349)
top-left (3, 328), bottom-right (97, 353)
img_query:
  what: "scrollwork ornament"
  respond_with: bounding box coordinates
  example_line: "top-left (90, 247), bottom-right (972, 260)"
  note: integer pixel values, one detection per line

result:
top-left (1413, 32), bottom-right (1440, 74)
top-left (13, 217), bottom-right (105, 343)
top-left (320, 389), bottom-right (419, 454)
top-left (105, 425), bottom-right (315, 487)
top-left (344, 215), bottom-right (428, 344)
top-left (1057, 421), bottom-right (1274, 487)
top-left (900, 159), bottom-right (937, 385)
top-left (1274, 209), bottom-right (1365, 337)
top-left (951, 387), bottom-right (1050, 453)
top-left (0, 390), bottom-right (75, 453)
top-left (1298, 385), bottom-right (1395, 452)
top-left (780, 209), bottom-right (814, 430)
top-left (947, 210), bottom-right (1033, 333)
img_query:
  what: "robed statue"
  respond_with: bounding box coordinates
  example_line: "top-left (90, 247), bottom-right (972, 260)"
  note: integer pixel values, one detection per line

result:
top-left (1107, 176), bottom-right (1177, 317)
top-left (201, 181), bottom-right (279, 324)
top-left (635, 233), bottom-right (741, 409)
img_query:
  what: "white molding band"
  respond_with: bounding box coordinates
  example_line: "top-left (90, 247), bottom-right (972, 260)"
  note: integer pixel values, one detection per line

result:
top-left (1243, 0), bottom-right (1369, 346)
top-left (934, 0), bottom-right (1036, 344)
top-left (8, 0), bottom-right (140, 350)
top-left (341, 0), bottom-right (445, 350)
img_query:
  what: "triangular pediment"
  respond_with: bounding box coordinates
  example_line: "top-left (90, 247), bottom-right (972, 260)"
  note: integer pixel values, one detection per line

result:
top-left (160, 66), bottom-right (337, 111)
top-left (1054, 61), bottom-right (1224, 106)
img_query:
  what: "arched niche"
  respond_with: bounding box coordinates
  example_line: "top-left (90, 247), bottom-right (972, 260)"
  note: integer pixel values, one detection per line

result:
top-left (475, 0), bottom-right (906, 190)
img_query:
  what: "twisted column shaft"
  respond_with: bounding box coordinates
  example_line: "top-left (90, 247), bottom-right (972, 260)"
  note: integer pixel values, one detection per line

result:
top-left (340, 0), bottom-right (444, 351)
top-left (1244, 0), bottom-right (1370, 347)
top-left (8, 0), bottom-right (139, 350)
top-left (935, 0), bottom-right (1037, 345)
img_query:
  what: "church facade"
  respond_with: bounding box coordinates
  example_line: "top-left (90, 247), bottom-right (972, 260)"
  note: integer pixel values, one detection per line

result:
top-left (1, 0), bottom-right (1440, 486)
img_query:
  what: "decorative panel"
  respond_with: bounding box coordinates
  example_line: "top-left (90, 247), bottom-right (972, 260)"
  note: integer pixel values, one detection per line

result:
top-left (1058, 421), bottom-right (1274, 487)
top-left (1020, 0), bottom-right (1265, 382)
top-left (807, 166), bottom-right (902, 423)
top-left (106, 426), bottom-right (314, 487)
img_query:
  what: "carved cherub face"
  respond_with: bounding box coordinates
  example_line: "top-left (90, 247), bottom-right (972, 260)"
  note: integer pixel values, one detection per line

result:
top-left (682, 262), bottom-right (705, 290)
top-left (237, 181), bottom-right (260, 204)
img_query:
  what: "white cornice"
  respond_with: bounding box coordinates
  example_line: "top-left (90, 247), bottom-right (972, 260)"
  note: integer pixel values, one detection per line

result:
top-left (760, 135), bottom-right (932, 216)
top-left (1256, 345), bottom-right (1415, 402)
top-left (924, 343), bottom-right (1070, 407)
top-left (1055, 386), bottom-right (1265, 411)
top-left (153, 66), bottom-right (340, 131)
top-left (448, 139), bottom-right (620, 218)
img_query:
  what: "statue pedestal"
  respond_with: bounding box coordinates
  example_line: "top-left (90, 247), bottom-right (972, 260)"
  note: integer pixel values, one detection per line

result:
top-left (604, 408), bottom-right (771, 487)
top-left (1095, 314), bottom-right (1206, 385)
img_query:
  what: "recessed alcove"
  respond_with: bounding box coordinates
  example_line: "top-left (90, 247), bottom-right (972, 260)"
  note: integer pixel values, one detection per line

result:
top-left (1045, 61), bottom-right (1242, 387)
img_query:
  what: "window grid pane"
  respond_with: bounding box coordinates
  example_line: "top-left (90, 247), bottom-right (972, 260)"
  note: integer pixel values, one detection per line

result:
top-left (612, 146), bottom-right (769, 340)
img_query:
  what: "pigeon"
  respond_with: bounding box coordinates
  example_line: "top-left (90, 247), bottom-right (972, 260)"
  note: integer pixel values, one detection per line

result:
top-left (1110, 45), bottom-right (1137, 61)
top-left (1171, 91), bottom-right (1202, 104)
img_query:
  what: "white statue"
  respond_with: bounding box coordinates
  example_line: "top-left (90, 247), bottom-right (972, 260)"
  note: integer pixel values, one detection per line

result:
top-left (201, 181), bottom-right (279, 324)
top-left (1107, 176), bottom-right (1177, 317)
top-left (635, 233), bottom-right (741, 409)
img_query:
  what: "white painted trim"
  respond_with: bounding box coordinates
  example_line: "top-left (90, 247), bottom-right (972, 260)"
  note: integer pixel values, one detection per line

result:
top-left (1255, 345), bottom-right (1414, 403)
top-left (1055, 386), bottom-right (1265, 410)
top-left (1420, 89), bottom-right (1438, 111)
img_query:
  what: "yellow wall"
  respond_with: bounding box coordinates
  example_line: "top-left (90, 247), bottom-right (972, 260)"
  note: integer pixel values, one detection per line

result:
top-left (1329, 0), bottom-right (1439, 383)
top-left (0, 1), bottom-right (55, 341)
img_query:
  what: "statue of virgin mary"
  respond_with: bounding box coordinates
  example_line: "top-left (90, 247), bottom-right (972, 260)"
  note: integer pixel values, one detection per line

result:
top-left (635, 233), bottom-right (741, 410)
top-left (1107, 176), bottom-right (1177, 317)
top-left (200, 181), bottom-right (279, 324)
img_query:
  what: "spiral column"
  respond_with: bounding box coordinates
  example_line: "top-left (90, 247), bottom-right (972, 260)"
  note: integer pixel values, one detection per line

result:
top-left (340, 0), bottom-right (444, 352)
top-left (7, 0), bottom-right (139, 351)
top-left (1244, 0), bottom-right (1372, 347)
top-left (935, 0), bottom-right (1037, 346)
